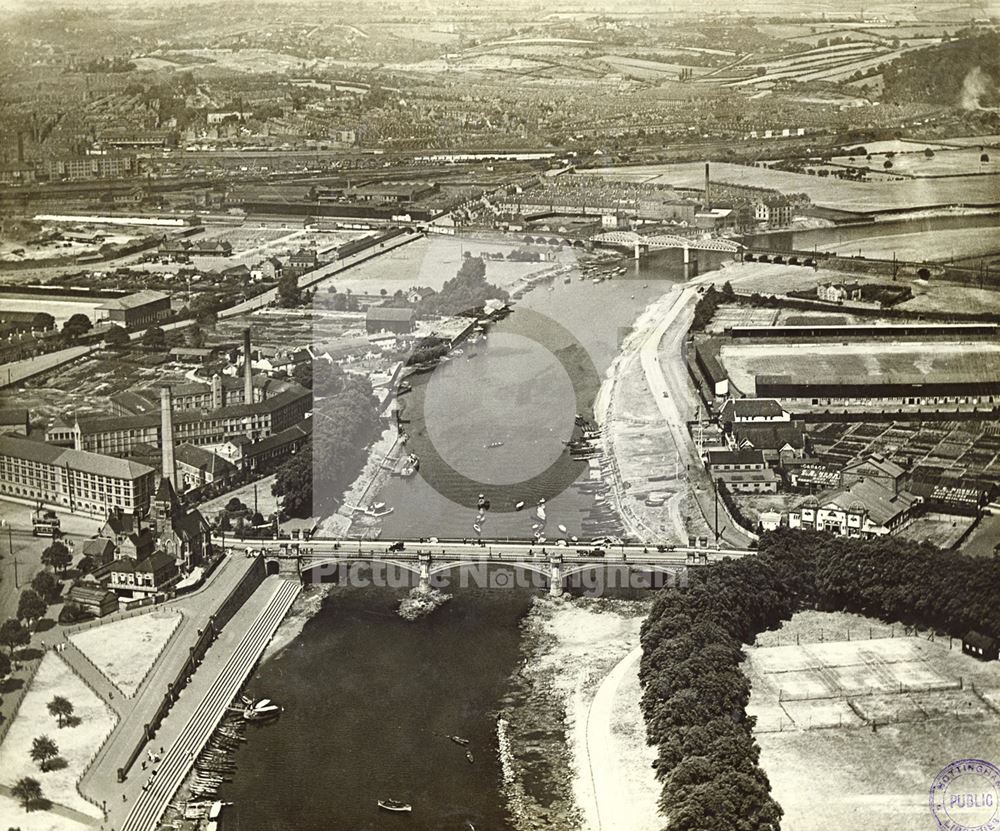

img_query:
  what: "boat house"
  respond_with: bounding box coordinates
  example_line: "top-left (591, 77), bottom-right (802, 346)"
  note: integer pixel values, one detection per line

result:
top-left (962, 631), bottom-right (998, 662)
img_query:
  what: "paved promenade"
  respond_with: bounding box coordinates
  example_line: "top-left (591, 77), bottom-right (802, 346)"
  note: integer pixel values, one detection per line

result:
top-left (115, 577), bottom-right (300, 831)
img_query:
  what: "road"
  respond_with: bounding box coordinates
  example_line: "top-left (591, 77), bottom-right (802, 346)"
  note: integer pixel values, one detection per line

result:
top-left (580, 646), bottom-right (654, 831)
top-left (223, 536), bottom-right (754, 566)
top-left (0, 343), bottom-right (96, 389)
top-left (219, 228), bottom-right (422, 318)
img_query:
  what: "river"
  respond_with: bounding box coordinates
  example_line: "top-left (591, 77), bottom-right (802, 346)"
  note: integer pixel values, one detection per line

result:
top-left (216, 246), bottom-right (729, 830)
top-left (217, 585), bottom-right (537, 831)
top-left (374, 248), bottom-right (729, 541)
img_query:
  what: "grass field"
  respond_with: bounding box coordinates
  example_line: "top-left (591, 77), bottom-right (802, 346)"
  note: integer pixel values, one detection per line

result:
top-left (747, 610), bottom-right (1000, 831)
top-left (70, 610), bottom-right (182, 697)
top-left (832, 148), bottom-right (999, 178)
top-left (0, 653), bottom-right (116, 820)
top-left (717, 341), bottom-right (1000, 395)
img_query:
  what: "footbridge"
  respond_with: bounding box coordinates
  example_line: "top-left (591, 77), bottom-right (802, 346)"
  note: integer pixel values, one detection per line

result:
top-left (592, 230), bottom-right (742, 261)
top-left (219, 537), bottom-right (755, 597)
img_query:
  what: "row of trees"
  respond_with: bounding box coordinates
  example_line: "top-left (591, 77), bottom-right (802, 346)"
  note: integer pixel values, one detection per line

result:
top-left (640, 529), bottom-right (1000, 830)
top-left (271, 361), bottom-right (383, 517)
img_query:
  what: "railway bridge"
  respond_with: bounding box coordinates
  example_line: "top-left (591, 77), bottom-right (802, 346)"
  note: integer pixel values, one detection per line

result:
top-left (220, 537), bottom-right (754, 596)
top-left (591, 230), bottom-right (742, 266)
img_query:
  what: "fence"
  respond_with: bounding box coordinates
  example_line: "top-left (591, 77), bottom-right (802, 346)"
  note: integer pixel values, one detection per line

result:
top-left (778, 678), bottom-right (964, 703)
top-left (0, 654), bottom-right (43, 744)
top-left (115, 556), bottom-right (266, 780)
top-left (64, 611), bottom-right (185, 700)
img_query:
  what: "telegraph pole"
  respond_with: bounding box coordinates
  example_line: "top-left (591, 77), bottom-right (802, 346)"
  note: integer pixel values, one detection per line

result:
top-left (714, 479), bottom-right (720, 542)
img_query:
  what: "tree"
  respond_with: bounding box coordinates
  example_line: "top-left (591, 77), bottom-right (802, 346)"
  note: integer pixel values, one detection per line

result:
top-left (141, 325), bottom-right (167, 351)
top-left (185, 324), bottom-right (205, 348)
top-left (105, 324), bottom-right (129, 348)
top-left (982, 153), bottom-right (991, 163)
top-left (12, 776), bottom-right (42, 811)
top-left (32, 312), bottom-right (56, 332)
top-left (277, 272), bottom-right (302, 308)
top-left (31, 570), bottom-right (61, 604)
top-left (48, 696), bottom-right (74, 728)
top-left (0, 618), bottom-right (30, 656)
top-left (292, 361), bottom-right (313, 389)
top-left (923, 147), bottom-right (935, 158)
top-left (17, 589), bottom-right (46, 627)
top-left (31, 735), bottom-right (59, 771)
top-left (0, 650), bottom-right (11, 681)
top-left (883, 159), bottom-right (893, 169)
top-left (271, 446), bottom-right (313, 517)
top-left (41, 540), bottom-right (72, 573)
top-left (62, 313), bottom-right (92, 340)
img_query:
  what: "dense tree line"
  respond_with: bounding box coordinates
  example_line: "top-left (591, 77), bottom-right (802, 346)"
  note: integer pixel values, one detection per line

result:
top-left (416, 257), bottom-right (510, 317)
top-left (640, 529), bottom-right (1000, 830)
top-left (881, 30), bottom-right (1000, 106)
top-left (272, 362), bottom-right (383, 517)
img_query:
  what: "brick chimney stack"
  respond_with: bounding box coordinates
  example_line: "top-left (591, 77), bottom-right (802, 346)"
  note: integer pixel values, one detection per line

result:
top-left (160, 386), bottom-right (177, 490)
top-left (243, 328), bottom-right (254, 405)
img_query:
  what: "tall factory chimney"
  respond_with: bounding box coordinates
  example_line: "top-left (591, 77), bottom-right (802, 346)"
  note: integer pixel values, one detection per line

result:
top-left (160, 386), bottom-right (178, 491)
top-left (243, 328), bottom-right (254, 405)
top-left (704, 162), bottom-right (711, 210)
top-left (16, 132), bottom-right (24, 165)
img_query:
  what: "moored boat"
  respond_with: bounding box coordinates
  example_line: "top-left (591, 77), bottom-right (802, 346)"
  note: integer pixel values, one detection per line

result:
top-left (378, 799), bottom-right (412, 813)
top-left (448, 735), bottom-right (470, 746)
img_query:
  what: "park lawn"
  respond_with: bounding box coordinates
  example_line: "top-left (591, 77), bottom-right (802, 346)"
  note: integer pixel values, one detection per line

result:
top-left (0, 792), bottom-right (91, 831)
top-left (0, 653), bottom-right (115, 820)
top-left (70, 610), bottom-right (183, 696)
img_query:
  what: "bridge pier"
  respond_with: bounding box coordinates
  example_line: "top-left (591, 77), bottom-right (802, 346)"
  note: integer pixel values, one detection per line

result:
top-left (548, 554), bottom-right (563, 598)
top-left (418, 553), bottom-right (432, 592)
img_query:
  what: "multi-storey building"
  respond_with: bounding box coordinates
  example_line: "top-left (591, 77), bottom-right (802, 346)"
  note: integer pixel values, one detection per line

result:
top-left (0, 435), bottom-right (156, 517)
top-left (75, 387), bottom-right (311, 456)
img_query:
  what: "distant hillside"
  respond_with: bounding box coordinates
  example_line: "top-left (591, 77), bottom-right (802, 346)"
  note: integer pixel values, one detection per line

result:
top-left (881, 31), bottom-right (1000, 107)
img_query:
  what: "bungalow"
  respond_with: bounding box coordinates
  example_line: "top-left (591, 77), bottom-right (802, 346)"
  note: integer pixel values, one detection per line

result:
top-left (818, 282), bottom-right (863, 303)
top-left (720, 398), bottom-right (791, 427)
top-left (787, 478), bottom-right (920, 539)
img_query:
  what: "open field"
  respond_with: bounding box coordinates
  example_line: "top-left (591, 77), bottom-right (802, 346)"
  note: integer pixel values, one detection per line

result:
top-left (0, 653), bottom-right (116, 821)
top-left (312, 234), bottom-right (578, 297)
top-left (832, 148), bottom-right (999, 178)
top-left (590, 161), bottom-right (1000, 211)
top-left (896, 513), bottom-right (975, 549)
top-left (747, 610), bottom-right (1000, 831)
top-left (70, 610), bottom-right (182, 697)
top-left (718, 340), bottom-right (1000, 395)
top-left (822, 225), bottom-right (1000, 261)
top-left (898, 283), bottom-right (1000, 315)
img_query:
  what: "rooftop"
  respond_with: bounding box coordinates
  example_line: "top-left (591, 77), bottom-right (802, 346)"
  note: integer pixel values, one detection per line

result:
top-left (0, 435), bottom-right (154, 481)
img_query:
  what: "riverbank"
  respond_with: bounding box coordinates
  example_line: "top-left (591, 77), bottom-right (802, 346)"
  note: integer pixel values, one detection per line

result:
top-left (596, 286), bottom-right (694, 544)
top-left (502, 596), bottom-right (661, 831)
top-left (317, 422), bottom-right (401, 538)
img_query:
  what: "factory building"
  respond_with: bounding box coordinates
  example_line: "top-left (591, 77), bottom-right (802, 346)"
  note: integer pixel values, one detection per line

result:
top-left (0, 434), bottom-right (156, 517)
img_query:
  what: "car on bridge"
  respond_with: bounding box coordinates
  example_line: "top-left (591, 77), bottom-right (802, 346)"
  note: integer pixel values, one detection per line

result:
top-left (388, 541), bottom-right (406, 552)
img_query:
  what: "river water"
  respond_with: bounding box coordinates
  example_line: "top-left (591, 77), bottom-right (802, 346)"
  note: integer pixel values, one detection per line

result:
top-left (376, 249), bottom-right (728, 541)
top-left (217, 585), bottom-right (537, 831)
top-left (217, 247), bottom-right (729, 830)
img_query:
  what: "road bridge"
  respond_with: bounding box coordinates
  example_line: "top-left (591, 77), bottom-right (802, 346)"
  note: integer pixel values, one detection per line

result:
top-left (219, 537), bottom-right (754, 596)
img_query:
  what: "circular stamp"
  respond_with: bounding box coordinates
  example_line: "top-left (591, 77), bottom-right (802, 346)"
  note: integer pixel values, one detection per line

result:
top-left (930, 759), bottom-right (1000, 831)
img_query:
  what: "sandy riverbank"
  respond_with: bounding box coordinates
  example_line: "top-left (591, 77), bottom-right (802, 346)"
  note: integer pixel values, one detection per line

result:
top-left (501, 597), bottom-right (662, 831)
top-left (595, 286), bottom-right (699, 544)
